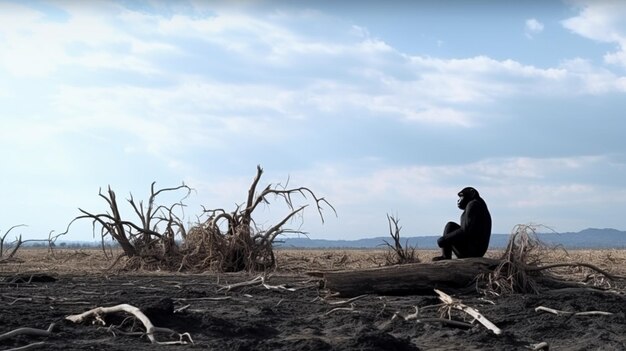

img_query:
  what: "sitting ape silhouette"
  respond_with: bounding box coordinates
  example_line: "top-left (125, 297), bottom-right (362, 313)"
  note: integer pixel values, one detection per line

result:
top-left (433, 187), bottom-right (492, 261)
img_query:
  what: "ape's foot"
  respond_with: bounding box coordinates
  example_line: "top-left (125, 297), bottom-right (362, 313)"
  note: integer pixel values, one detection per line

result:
top-left (431, 256), bottom-right (450, 262)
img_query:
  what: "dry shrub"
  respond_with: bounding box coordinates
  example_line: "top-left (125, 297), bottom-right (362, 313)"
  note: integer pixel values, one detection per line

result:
top-left (482, 224), bottom-right (552, 295)
top-left (383, 215), bottom-right (419, 265)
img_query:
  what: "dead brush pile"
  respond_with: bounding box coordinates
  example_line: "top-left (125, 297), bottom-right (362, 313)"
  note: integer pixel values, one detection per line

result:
top-left (65, 165), bottom-right (335, 272)
top-left (180, 217), bottom-right (271, 272)
top-left (482, 224), bottom-right (552, 295)
top-left (481, 224), bottom-right (625, 296)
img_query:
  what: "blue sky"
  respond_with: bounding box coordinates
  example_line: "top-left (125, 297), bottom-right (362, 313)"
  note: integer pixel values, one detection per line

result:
top-left (1, 0), bottom-right (626, 242)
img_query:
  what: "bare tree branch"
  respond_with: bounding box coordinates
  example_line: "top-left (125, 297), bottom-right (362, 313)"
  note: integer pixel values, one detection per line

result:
top-left (1, 224), bottom-right (27, 258)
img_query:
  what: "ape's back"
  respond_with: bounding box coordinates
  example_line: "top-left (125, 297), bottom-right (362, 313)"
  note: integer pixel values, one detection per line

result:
top-left (461, 197), bottom-right (492, 257)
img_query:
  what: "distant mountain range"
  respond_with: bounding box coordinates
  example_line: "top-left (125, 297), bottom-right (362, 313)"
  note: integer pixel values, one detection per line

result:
top-left (275, 228), bottom-right (626, 249)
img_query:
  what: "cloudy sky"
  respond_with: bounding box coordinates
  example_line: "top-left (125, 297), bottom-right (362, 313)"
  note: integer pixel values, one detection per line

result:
top-left (2, 0), bottom-right (626, 242)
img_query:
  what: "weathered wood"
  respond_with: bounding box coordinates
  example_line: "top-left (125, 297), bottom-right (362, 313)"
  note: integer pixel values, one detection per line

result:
top-left (320, 257), bottom-right (501, 297)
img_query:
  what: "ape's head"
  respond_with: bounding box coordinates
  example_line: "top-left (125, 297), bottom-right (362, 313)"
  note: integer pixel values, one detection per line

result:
top-left (457, 187), bottom-right (479, 210)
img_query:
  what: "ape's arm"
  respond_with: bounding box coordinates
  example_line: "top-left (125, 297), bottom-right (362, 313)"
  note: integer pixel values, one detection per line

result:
top-left (439, 201), bottom-right (478, 244)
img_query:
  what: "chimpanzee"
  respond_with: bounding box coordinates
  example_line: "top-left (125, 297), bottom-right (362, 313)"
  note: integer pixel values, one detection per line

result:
top-left (432, 187), bottom-right (492, 261)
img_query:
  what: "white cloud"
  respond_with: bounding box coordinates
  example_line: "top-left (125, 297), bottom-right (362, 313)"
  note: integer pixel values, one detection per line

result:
top-left (292, 155), bottom-right (610, 207)
top-left (562, 1), bottom-right (626, 68)
top-left (0, 2), bottom-right (175, 77)
top-left (525, 18), bottom-right (545, 38)
top-left (50, 81), bottom-right (294, 159)
top-left (559, 58), bottom-right (626, 93)
top-left (2, 1), bottom-right (624, 133)
top-left (405, 53), bottom-right (626, 97)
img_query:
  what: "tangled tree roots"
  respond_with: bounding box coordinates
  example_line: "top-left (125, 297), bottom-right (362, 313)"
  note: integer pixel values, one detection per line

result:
top-left (179, 166), bottom-right (335, 272)
top-left (181, 223), bottom-right (270, 272)
top-left (480, 224), bottom-right (624, 296)
top-left (482, 224), bottom-right (547, 295)
top-left (63, 182), bottom-right (191, 272)
top-left (66, 166), bottom-right (335, 273)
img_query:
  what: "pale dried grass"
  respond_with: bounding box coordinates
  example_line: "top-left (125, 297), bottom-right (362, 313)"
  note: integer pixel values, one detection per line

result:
top-left (3, 247), bottom-right (626, 278)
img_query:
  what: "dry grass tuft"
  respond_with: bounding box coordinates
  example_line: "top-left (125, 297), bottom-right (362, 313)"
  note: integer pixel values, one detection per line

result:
top-left (482, 224), bottom-right (555, 295)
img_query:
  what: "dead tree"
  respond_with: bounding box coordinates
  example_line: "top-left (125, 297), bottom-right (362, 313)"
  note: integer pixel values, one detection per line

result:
top-left (65, 182), bottom-right (191, 269)
top-left (185, 165), bottom-right (336, 272)
top-left (0, 225), bottom-right (56, 263)
top-left (0, 225), bottom-right (27, 262)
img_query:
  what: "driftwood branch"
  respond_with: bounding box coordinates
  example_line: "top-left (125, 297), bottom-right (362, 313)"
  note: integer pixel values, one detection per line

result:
top-left (4, 341), bottom-right (46, 351)
top-left (66, 304), bottom-right (192, 345)
top-left (534, 306), bottom-right (613, 316)
top-left (435, 289), bottom-right (502, 335)
top-left (0, 323), bottom-right (55, 351)
top-left (217, 275), bottom-right (264, 292)
top-left (0, 323), bottom-right (55, 341)
top-left (216, 275), bottom-right (296, 293)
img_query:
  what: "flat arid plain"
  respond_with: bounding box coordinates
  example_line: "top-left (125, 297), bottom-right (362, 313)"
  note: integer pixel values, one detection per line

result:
top-left (1, 248), bottom-right (625, 350)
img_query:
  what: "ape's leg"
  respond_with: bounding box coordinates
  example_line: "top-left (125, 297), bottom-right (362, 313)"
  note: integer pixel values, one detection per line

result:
top-left (433, 222), bottom-right (460, 261)
top-left (444, 222), bottom-right (460, 235)
top-left (441, 245), bottom-right (453, 259)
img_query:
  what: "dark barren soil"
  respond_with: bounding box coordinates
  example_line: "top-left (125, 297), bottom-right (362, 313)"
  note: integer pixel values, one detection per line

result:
top-left (1, 249), bottom-right (625, 351)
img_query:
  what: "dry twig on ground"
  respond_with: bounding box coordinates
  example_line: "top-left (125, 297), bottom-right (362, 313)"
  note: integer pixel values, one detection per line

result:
top-left (216, 274), bottom-right (298, 293)
top-left (535, 306), bottom-right (613, 316)
top-left (0, 323), bottom-right (55, 351)
top-left (0, 323), bottom-right (55, 341)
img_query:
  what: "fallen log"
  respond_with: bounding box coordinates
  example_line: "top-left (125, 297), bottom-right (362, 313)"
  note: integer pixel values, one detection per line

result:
top-left (317, 257), bottom-right (501, 297)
